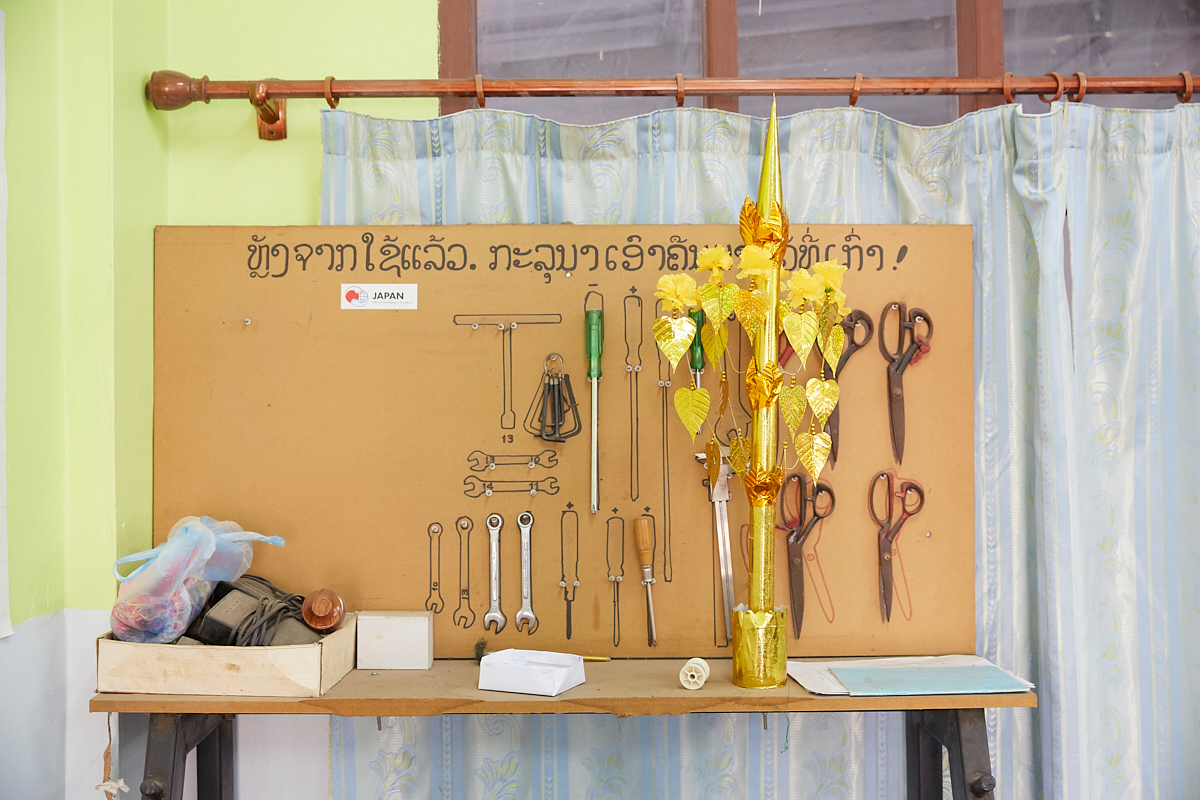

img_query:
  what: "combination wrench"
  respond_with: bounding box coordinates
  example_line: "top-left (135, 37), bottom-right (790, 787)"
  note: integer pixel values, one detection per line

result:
top-left (452, 516), bottom-right (475, 628)
top-left (483, 513), bottom-right (506, 633)
top-left (515, 512), bottom-right (538, 634)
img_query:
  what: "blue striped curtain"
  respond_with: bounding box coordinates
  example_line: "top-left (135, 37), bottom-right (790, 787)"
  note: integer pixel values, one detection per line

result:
top-left (319, 103), bottom-right (1200, 800)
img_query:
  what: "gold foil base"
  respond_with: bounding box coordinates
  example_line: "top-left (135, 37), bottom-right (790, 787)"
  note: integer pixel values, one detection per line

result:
top-left (731, 607), bottom-right (788, 688)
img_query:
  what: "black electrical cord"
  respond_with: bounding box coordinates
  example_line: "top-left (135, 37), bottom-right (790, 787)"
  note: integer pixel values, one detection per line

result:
top-left (226, 574), bottom-right (306, 647)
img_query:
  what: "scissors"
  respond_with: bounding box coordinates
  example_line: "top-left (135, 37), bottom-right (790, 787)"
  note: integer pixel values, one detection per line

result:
top-left (878, 302), bottom-right (934, 464)
top-left (777, 473), bottom-right (835, 637)
top-left (868, 470), bottom-right (924, 622)
top-left (827, 310), bottom-right (874, 467)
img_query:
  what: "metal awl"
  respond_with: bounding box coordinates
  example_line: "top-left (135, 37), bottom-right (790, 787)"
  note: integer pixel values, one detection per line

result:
top-left (633, 516), bottom-right (658, 646)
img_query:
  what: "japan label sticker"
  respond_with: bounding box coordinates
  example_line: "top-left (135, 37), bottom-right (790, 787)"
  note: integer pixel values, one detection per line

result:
top-left (341, 284), bottom-right (419, 310)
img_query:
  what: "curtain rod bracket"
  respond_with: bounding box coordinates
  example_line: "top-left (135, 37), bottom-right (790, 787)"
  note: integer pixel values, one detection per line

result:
top-left (249, 82), bottom-right (287, 141)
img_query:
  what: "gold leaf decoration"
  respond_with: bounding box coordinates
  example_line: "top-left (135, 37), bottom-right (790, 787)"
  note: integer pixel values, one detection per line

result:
top-left (742, 464), bottom-right (785, 507)
top-left (738, 198), bottom-right (762, 247)
top-left (805, 377), bottom-right (840, 428)
top-left (745, 359), bottom-right (784, 410)
top-left (732, 288), bottom-right (767, 339)
top-left (821, 322), bottom-right (845, 373)
top-left (818, 296), bottom-right (835, 342)
top-left (776, 301), bottom-right (790, 335)
top-left (699, 282), bottom-right (738, 325)
top-left (673, 386), bottom-right (710, 444)
top-left (717, 375), bottom-right (730, 417)
top-left (781, 309), bottom-right (819, 364)
top-left (795, 431), bottom-right (833, 481)
top-left (653, 315), bottom-right (697, 373)
top-left (779, 381), bottom-right (807, 440)
top-left (729, 434), bottom-right (749, 476)
top-left (705, 434), bottom-right (722, 488)
top-left (701, 321), bottom-right (729, 367)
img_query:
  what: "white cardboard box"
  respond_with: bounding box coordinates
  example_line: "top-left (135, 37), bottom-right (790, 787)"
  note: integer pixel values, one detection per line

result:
top-left (477, 649), bottom-right (586, 696)
top-left (96, 613), bottom-right (356, 697)
top-left (356, 610), bottom-right (433, 670)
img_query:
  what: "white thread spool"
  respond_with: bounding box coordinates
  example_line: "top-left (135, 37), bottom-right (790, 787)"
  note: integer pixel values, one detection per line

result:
top-left (679, 657), bottom-right (710, 690)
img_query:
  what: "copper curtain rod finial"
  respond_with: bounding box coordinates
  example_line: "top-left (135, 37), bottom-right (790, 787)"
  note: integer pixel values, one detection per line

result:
top-left (145, 70), bottom-right (209, 111)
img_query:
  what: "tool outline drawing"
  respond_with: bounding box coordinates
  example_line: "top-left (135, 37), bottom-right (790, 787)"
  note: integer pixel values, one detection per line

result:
top-left (462, 476), bottom-right (560, 498)
top-left (624, 292), bottom-right (643, 502)
top-left (453, 313), bottom-right (563, 430)
top-left (466, 449), bottom-right (558, 471)
top-left (425, 522), bottom-right (444, 613)
top-left (559, 508), bottom-right (580, 639)
top-left (452, 516), bottom-right (475, 628)
top-left (606, 515), bottom-right (625, 647)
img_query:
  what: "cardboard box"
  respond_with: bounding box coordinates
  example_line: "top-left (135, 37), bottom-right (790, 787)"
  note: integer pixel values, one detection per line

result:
top-left (477, 649), bottom-right (586, 697)
top-left (356, 610), bottom-right (433, 670)
top-left (96, 613), bottom-right (356, 697)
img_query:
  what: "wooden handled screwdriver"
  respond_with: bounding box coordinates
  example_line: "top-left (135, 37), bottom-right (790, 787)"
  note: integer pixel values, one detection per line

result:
top-left (633, 517), bottom-right (658, 646)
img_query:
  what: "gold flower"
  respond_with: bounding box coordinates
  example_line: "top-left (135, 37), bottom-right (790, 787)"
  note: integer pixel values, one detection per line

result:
top-left (785, 269), bottom-right (824, 307)
top-left (654, 273), bottom-right (700, 313)
top-left (736, 245), bottom-right (775, 279)
top-left (829, 287), bottom-right (851, 322)
top-left (812, 259), bottom-right (848, 292)
top-left (696, 246), bottom-right (733, 285)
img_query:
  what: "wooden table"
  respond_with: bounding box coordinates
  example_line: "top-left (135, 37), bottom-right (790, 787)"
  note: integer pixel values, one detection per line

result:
top-left (92, 659), bottom-right (1036, 800)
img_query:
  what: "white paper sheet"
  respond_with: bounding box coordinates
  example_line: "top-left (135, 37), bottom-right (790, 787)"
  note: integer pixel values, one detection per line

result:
top-left (787, 655), bottom-right (1034, 695)
top-left (0, 12), bottom-right (11, 639)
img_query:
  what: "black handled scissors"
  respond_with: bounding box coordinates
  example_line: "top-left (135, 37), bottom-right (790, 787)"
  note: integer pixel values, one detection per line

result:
top-left (878, 302), bottom-right (934, 464)
top-left (827, 309), bottom-right (874, 467)
top-left (868, 470), bottom-right (924, 622)
top-left (776, 473), bottom-right (835, 637)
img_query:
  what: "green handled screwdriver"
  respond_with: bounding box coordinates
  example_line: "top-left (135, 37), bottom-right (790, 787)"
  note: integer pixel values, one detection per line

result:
top-left (585, 294), bottom-right (604, 514)
top-left (688, 308), bottom-right (706, 388)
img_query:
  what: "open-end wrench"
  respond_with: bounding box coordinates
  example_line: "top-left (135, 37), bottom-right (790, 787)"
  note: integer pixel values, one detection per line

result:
top-left (425, 523), bottom-right (444, 613)
top-left (452, 516), bottom-right (475, 628)
top-left (467, 449), bottom-right (558, 471)
top-left (515, 512), bottom-right (538, 634)
top-left (483, 513), bottom-right (506, 633)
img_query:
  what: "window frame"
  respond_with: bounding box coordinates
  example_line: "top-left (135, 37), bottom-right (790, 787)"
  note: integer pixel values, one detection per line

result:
top-left (440, 0), bottom-right (1004, 118)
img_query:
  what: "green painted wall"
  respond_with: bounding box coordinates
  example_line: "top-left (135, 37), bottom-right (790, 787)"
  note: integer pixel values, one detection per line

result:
top-left (5, 0), bottom-right (438, 625)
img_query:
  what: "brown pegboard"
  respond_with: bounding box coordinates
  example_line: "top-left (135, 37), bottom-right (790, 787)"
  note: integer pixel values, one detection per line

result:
top-left (154, 224), bottom-right (974, 659)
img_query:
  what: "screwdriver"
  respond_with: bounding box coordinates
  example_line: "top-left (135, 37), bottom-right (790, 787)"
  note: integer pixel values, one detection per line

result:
top-left (585, 300), bottom-right (604, 514)
top-left (688, 308), bottom-right (706, 389)
top-left (633, 517), bottom-right (658, 646)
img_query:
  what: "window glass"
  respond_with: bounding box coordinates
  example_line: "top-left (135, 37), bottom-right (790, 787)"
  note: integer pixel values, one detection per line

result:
top-left (1006, 0), bottom-right (1200, 113)
top-left (478, 0), bottom-right (705, 123)
top-left (738, 0), bottom-right (958, 126)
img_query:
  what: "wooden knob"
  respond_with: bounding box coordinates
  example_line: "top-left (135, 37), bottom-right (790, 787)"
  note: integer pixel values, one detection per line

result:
top-left (301, 589), bottom-right (345, 633)
top-left (633, 518), bottom-right (655, 567)
top-left (145, 70), bottom-right (210, 111)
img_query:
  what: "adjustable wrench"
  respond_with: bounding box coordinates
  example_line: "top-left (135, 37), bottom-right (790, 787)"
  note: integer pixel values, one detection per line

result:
top-left (483, 513), bottom-right (506, 633)
top-left (452, 516), bottom-right (475, 628)
top-left (515, 512), bottom-right (538, 633)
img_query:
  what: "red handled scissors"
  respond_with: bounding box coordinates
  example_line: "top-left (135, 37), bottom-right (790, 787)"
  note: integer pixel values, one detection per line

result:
top-left (777, 473), bottom-right (835, 637)
top-left (878, 302), bottom-right (933, 464)
top-left (868, 470), bottom-right (924, 622)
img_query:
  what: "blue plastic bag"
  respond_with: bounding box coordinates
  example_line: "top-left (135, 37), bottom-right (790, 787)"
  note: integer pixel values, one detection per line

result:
top-left (110, 516), bottom-right (284, 644)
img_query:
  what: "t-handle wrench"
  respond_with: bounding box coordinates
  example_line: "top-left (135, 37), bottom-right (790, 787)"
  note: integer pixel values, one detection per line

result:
top-left (483, 513), bottom-right (506, 633)
top-left (452, 516), bottom-right (475, 628)
top-left (515, 512), bottom-right (538, 633)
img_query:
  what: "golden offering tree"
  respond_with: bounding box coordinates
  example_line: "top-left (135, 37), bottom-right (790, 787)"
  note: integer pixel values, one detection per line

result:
top-left (651, 99), bottom-right (850, 688)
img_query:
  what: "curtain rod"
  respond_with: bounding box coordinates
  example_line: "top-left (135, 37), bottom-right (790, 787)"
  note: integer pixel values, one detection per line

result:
top-left (145, 70), bottom-right (1194, 141)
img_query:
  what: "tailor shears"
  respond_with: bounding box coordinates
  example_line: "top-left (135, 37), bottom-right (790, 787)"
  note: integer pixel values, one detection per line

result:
top-left (777, 473), bottom-right (835, 638)
top-left (827, 309), bottom-right (874, 467)
top-left (868, 469), bottom-right (924, 622)
top-left (878, 302), bottom-right (933, 464)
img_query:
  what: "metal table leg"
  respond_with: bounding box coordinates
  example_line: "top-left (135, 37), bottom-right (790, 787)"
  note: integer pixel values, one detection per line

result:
top-left (906, 709), bottom-right (996, 800)
top-left (140, 713), bottom-right (235, 800)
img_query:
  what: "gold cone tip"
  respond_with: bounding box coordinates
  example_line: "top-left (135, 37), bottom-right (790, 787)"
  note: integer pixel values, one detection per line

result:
top-left (756, 96), bottom-right (783, 218)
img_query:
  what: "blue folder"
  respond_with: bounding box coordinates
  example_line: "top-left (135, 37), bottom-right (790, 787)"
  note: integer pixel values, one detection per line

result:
top-left (830, 665), bottom-right (1029, 696)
